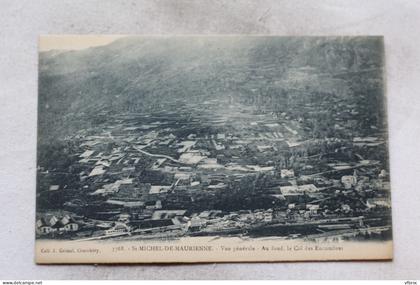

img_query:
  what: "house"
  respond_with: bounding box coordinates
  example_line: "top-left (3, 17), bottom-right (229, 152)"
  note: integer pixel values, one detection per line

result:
top-left (378, 169), bottom-right (388, 179)
top-left (48, 215), bottom-right (59, 226)
top-left (187, 217), bottom-right (206, 232)
top-left (254, 211), bottom-right (264, 220)
top-left (207, 183), bottom-right (227, 190)
top-left (176, 140), bottom-right (197, 153)
top-left (341, 204), bottom-right (351, 213)
top-left (257, 145), bottom-right (274, 152)
top-left (306, 204), bottom-right (320, 214)
top-left (36, 214), bottom-right (81, 235)
top-left (145, 200), bottom-right (162, 210)
top-left (152, 210), bottom-right (186, 220)
top-left (36, 218), bottom-right (54, 235)
top-left (50, 218), bottom-right (66, 232)
top-left (367, 198), bottom-right (391, 209)
top-left (191, 181), bottom-right (200, 187)
top-left (281, 169), bottom-right (295, 179)
top-left (92, 178), bottom-right (135, 196)
top-left (341, 171), bottom-right (357, 189)
top-left (264, 209), bottom-right (273, 222)
top-left (38, 225), bottom-right (54, 234)
top-left (216, 133), bottom-right (226, 140)
top-left (105, 223), bottom-right (131, 235)
top-left (198, 210), bottom-right (222, 219)
top-left (62, 218), bottom-right (79, 232)
top-left (149, 185), bottom-right (171, 194)
top-left (118, 213), bottom-right (131, 222)
top-left (174, 173), bottom-right (192, 185)
top-left (49, 185), bottom-right (60, 191)
top-left (130, 218), bottom-right (175, 230)
top-left (280, 184), bottom-right (318, 196)
top-left (180, 151), bottom-right (206, 165)
top-left (60, 215), bottom-right (71, 225)
top-left (280, 184), bottom-right (319, 202)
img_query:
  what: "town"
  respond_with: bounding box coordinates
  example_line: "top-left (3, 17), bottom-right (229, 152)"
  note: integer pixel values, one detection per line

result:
top-left (36, 91), bottom-right (392, 242)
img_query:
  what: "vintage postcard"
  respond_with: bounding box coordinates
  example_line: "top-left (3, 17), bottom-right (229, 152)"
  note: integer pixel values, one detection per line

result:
top-left (36, 36), bottom-right (392, 263)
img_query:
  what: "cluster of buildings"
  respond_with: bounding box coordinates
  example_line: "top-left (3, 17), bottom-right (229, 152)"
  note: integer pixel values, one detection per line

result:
top-left (36, 97), bottom-right (391, 241)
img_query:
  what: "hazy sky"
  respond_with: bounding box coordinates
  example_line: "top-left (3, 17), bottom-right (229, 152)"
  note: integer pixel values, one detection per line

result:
top-left (39, 35), bottom-right (126, 51)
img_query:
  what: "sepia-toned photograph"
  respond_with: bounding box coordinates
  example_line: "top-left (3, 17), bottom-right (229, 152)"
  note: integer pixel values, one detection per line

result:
top-left (35, 36), bottom-right (392, 263)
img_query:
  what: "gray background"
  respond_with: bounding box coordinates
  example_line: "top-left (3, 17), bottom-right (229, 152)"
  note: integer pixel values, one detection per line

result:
top-left (0, 0), bottom-right (419, 280)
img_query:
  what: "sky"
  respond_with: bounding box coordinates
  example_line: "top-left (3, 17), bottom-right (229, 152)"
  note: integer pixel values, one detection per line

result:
top-left (39, 35), bottom-right (127, 51)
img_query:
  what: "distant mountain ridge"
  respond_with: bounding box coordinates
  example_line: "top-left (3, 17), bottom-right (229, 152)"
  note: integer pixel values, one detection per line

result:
top-left (38, 36), bottom-right (384, 142)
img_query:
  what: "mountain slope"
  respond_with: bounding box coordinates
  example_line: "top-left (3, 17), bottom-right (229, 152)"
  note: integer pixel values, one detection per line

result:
top-left (38, 36), bottom-right (385, 142)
